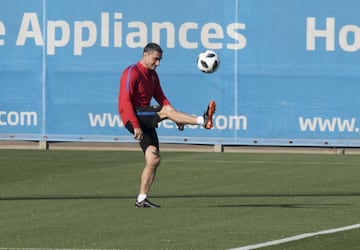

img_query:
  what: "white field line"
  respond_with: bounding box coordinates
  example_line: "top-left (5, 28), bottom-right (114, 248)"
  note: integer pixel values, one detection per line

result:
top-left (230, 223), bottom-right (360, 250)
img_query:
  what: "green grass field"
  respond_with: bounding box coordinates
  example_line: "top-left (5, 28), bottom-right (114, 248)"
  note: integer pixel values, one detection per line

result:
top-left (0, 149), bottom-right (359, 250)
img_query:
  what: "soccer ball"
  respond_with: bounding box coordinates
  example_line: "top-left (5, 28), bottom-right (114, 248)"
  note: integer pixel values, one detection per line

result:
top-left (197, 50), bottom-right (220, 73)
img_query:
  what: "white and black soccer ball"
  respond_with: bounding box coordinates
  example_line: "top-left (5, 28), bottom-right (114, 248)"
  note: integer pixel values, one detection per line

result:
top-left (197, 50), bottom-right (220, 73)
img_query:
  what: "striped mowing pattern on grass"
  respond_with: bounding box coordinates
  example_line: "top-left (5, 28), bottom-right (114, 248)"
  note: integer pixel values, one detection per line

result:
top-left (1, 150), bottom-right (359, 249)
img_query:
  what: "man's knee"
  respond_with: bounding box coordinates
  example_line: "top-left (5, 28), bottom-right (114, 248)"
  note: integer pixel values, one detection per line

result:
top-left (158, 105), bottom-right (175, 120)
top-left (145, 146), bottom-right (161, 166)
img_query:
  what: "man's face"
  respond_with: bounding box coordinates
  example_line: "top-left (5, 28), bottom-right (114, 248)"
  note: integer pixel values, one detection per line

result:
top-left (143, 51), bottom-right (162, 70)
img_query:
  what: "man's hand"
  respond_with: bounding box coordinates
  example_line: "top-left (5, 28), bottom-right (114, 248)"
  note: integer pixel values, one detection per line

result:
top-left (134, 128), bottom-right (143, 141)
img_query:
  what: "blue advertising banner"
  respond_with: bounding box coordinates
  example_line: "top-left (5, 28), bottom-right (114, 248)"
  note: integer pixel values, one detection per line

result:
top-left (0, 0), bottom-right (43, 140)
top-left (1, 0), bottom-right (360, 146)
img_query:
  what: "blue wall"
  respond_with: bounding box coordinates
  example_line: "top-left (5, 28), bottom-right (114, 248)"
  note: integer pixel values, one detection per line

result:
top-left (1, 0), bottom-right (360, 146)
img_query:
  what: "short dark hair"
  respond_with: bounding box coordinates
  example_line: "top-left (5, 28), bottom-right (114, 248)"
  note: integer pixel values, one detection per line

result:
top-left (143, 43), bottom-right (163, 54)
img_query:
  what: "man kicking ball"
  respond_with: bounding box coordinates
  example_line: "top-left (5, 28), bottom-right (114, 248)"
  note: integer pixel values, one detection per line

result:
top-left (118, 42), bottom-right (216, 208)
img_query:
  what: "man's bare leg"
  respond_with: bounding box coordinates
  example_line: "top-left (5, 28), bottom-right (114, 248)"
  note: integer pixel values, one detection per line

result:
top-left (157, 101), bottom-right (216, 129)
top-left (157, 105), bottom-right (199, 124)
top-left (139, 145), bottom-right (160, 196)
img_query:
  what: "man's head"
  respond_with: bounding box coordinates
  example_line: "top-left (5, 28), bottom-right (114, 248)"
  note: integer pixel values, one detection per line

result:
top-left (141, 43), bottom-right (163, 70)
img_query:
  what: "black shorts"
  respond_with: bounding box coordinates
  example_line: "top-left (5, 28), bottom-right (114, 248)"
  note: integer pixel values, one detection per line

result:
top-left (125, 106), bottom-right (162, 153)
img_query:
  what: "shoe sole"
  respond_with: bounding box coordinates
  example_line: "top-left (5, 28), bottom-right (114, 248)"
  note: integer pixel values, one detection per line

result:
top-left (205, 100), bottom-right (216, 129)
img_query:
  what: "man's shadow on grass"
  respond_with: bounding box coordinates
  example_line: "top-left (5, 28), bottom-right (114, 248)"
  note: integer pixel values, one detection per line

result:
top-left (0, 192), bottom-right (358, 204)
top-left (213, 203), bottom-right (352, 208)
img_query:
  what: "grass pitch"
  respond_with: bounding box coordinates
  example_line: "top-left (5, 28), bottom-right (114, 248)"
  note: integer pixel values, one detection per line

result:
top-left (0, 149), bottom-right (359, 249)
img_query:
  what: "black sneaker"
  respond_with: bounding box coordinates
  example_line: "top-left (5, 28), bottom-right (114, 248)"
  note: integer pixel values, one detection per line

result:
top-left (135, 198), bottom-right (161, 208)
